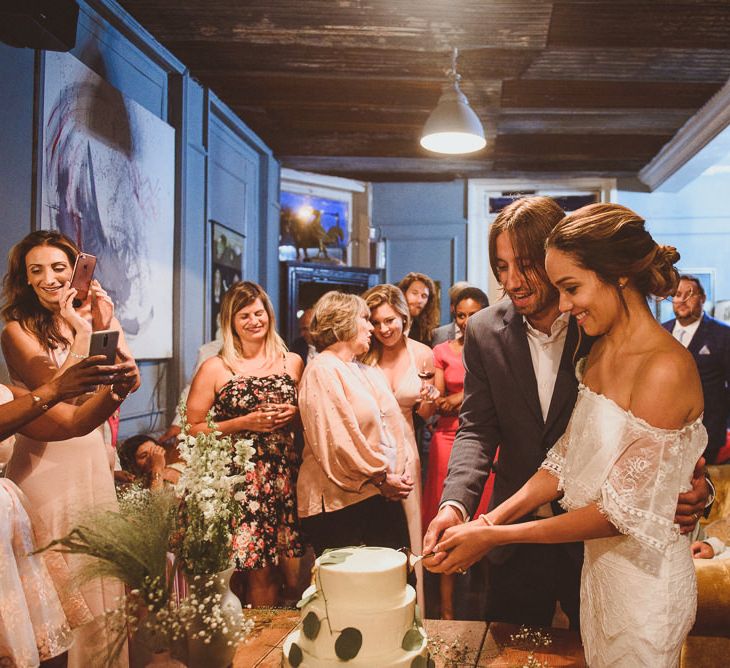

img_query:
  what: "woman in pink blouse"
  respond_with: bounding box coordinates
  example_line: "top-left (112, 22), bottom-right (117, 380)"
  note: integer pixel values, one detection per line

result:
top-left (297, 291), bottom-right (414, 555)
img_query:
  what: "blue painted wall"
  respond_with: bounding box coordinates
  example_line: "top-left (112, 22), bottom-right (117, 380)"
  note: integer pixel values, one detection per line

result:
top-left (0, 0), bottom-right (279, 438)
top-left (617, 172), bottom-right (730, 312)
top-left (372, 180), bottom-right (468, 324)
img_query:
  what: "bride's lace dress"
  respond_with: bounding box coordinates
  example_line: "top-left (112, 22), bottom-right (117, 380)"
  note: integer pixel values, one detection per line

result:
top-left (541, 384), bottom-right (707, 667)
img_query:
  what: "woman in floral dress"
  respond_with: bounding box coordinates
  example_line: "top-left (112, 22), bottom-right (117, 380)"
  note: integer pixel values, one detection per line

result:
top-left (186, 281), bottom-right (304, 606)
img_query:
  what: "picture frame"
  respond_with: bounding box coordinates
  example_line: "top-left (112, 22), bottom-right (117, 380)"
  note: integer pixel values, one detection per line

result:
top-left (210, 221), bottom-right (245, 338)
top-left (654, 268), bottom-right (715, 323)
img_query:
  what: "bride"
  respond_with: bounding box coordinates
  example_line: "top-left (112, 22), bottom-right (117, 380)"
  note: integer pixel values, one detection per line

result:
top-left (425, 203), bottom-right (706, 667)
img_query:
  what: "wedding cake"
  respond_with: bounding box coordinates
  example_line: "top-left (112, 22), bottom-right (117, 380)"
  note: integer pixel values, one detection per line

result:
top-left (282, 546), bottom-right (431, 667)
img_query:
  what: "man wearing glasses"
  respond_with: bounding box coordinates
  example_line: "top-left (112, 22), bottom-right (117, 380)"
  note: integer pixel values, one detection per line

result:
top-left (663, 274), bottom-right (730, 463)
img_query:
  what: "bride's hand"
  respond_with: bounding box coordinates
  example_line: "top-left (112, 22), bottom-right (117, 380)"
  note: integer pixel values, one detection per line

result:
top-left (58, 283), bottom-right (91, 334)
top-left (423, 519), bottom-right (496, 575)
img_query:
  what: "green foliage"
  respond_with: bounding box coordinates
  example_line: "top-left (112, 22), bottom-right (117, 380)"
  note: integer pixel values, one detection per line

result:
top-left (288, 642), bottom-right (303, 667)
top-left (302, 611), bottom-right (321, 640)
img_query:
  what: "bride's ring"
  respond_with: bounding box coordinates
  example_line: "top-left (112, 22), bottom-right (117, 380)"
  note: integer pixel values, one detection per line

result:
top-left (456, 567), bottom-right (466, 575)
top-left (692, 512), bottom-right (699, 521)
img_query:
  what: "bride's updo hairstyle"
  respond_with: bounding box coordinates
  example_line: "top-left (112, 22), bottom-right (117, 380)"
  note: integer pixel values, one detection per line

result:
top-left (546, 203), bottom-right (680, 303)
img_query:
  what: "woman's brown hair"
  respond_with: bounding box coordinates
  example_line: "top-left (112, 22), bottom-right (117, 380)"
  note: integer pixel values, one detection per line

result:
top-left (397, 272), bottom-right (440, 345)
top-left (1, 230), bottom-right (79, 350)
top-left (361, 283), bottom-right (411, 365)
top-left (546, 203), bottom-right (680, 300)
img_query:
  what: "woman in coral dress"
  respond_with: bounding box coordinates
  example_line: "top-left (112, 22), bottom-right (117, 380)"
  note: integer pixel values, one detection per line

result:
top-left (423, 287), bottom-right (490, 618)
top-left (186, 281), bottom-right (304, 606)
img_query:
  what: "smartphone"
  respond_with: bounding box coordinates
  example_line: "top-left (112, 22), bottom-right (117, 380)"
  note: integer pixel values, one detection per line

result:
top-left (88, 329), bottom-right (119, 365)
top-left (70, 252), bottom-right (97, 305)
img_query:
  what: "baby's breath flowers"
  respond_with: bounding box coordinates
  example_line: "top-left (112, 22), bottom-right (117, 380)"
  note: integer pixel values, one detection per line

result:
top-left (173, 404), bottom-right (255, 576)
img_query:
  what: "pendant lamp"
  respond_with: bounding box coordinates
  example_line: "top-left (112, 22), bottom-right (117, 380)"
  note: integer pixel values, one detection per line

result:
top-left (420, 47), bottom-right (486, 155)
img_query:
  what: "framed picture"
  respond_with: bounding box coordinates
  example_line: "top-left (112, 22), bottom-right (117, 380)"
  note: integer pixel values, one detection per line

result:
top-left (279, 190), bottom-right (350, 264)
top-left (41, 52), bottom-right (175, 359)
top-left (654, 268), bottom-right (715, 323)
top-left (210, 222), bottom-right (245, 338)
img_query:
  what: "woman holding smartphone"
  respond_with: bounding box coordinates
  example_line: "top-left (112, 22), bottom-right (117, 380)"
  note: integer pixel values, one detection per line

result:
top-left (1, 230), bottom-right (139, 668)
top-left (186, 281), bottom-right (305, 607)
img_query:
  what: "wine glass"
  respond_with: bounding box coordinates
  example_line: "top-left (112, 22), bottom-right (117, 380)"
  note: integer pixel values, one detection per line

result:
top-left (258, 388), bottom-right (284, 415)
top-left (417, 359), bottom-right (436, 402)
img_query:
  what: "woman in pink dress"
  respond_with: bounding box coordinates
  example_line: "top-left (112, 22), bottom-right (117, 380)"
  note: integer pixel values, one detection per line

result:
top-left (362, 284), bottom-right (439, 609)
top-left (423, 287), bottom-right (490, 618)
top-left (1, 231), bottom-right (139, 667)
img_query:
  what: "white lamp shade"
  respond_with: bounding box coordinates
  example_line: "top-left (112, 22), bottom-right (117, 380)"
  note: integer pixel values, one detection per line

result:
top-left (420, 83), bottom-right (486, 155)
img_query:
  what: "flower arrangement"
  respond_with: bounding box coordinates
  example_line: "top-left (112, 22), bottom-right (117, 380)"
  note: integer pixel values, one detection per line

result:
top-left (174, 405), bottom-right (255, 575)
top-left (39, 406), bottom-right (256, 664)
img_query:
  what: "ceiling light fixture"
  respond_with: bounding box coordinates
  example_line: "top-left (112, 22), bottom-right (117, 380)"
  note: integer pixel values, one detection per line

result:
top-left (420, 47), bottom-right (486, 155)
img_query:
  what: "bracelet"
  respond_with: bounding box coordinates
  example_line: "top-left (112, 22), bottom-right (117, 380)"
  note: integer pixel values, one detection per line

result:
top-left (373, 472), bottom-right (387, 487)
top-left (479, 514), bottom-right (494, 526)
top-left (68, 351), bottom-right (88, 360)
top-left (109, 384), bottom-right (129, 402)
top-left (31, 394), bottom-right (50, 411)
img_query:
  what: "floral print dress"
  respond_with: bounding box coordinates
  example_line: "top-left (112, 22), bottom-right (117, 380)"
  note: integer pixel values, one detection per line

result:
top-left (212, 372), bottom-right (304, 570)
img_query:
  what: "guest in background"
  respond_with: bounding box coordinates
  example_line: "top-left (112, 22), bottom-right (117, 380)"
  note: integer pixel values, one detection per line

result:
top-left (398, 272), bottom-right (440, 345)
top-left (158, 322), bottom-right (223, 444)
top-left (0, 357), bottom-right (135, 668)
top-left (290, 307), bottom-right (317, 368)
top-left (362, 284), bottom-right (439, 607)
top-left (423, 286), bottom-right (490, 619)
top-left (186, 281), bottom-right (304, 607)
top-left (117, 434), bottom-right (184, 490)
top-left (662, 275), bottom-right (730, 464)
top-left (1, 230), bottom-right (138, 668)
top-left (431, 281), bottom-right (479, 347)
top-left (297, 291), bottom-right (413, 555)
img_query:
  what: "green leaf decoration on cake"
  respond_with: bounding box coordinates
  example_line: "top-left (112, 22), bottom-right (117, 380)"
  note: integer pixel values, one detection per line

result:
top-left (334, 627), bottom-right (362, 661)
top-left (427, 655), bottom-right (436, 668)
top-left (302, 611), bottom-right (321, 640)
top-left (402, 627), bottom-right (425, 651)
top-left (288, 642), bottom-right (303, 667)
top-left (414, 603), bottom-right (423, 627)
top-left (296, 591), bottom-right (318, 609)
top-left (319, 550), bottom-right (353, 566)
top-left (410, 656), bottom-right (427, 668)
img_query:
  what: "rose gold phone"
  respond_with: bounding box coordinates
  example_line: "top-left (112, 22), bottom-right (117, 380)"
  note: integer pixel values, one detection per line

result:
top-left (70, 253), bottom-right (97, 305)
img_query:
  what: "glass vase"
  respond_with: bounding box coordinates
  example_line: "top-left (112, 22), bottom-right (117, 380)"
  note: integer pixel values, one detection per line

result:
top-left (185, 566), bottom-right (243, 668)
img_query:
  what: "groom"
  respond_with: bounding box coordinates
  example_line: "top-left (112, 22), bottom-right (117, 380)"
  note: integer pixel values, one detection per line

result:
top-left (423, 196), bottom-right (710, 628)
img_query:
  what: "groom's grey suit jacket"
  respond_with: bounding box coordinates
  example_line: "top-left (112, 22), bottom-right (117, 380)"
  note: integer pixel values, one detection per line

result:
top-left (440, 299), bottom-right (593, 565)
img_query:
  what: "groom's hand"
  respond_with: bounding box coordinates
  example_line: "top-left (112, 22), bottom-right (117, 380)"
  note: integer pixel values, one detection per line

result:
top-left (675, 457), bottom-right (709, 534)
top-left (423, 504), bottom-right (463, 567)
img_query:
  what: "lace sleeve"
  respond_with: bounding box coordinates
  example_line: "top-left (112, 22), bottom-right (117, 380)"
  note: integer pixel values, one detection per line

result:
top-left (540, 423), bottom-right (572, 491)
top-left (597, 422), bottom-right (706, 573)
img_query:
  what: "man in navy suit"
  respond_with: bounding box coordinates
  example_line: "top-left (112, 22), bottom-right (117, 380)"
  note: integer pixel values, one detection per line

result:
top-left (424, 198), bottom-right (711, 628)
top-left (663, 275), bottom-right (730, 464)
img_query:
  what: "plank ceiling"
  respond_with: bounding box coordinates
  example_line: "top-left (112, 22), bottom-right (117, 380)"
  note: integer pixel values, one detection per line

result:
top-left (118, 0), bottom-right (730, 182)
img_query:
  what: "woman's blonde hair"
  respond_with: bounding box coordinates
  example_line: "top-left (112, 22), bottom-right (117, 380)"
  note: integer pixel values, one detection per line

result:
top-left (547, 203), bottom-right (680, 300)
top-left (309, 291), bottom-right (369, 352)
top-left (361, 284), bottom-right (410, 365)
top-left (397, 272), bottom-right (440, 345)
top-left (219, 281), bottom-right (286, 367)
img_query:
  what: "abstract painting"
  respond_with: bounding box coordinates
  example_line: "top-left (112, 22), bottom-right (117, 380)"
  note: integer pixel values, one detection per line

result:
top-left (41, 51), bottom-right (175, 359)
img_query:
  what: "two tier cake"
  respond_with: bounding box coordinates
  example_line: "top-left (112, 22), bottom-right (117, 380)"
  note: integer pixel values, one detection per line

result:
top-left (282, 546), bottom-right (432, 667)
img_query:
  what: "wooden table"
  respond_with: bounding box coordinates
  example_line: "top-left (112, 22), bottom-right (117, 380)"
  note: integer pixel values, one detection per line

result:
top-left (234, 609), bottom-right (587, 667)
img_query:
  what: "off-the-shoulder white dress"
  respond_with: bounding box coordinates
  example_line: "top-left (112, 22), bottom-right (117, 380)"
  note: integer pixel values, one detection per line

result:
top-left (541, 384), bottom-right (707, 667)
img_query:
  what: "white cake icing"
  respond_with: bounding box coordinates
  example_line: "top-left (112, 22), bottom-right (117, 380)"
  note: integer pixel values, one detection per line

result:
top-left (282, 547), bottom-right (431, 668)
